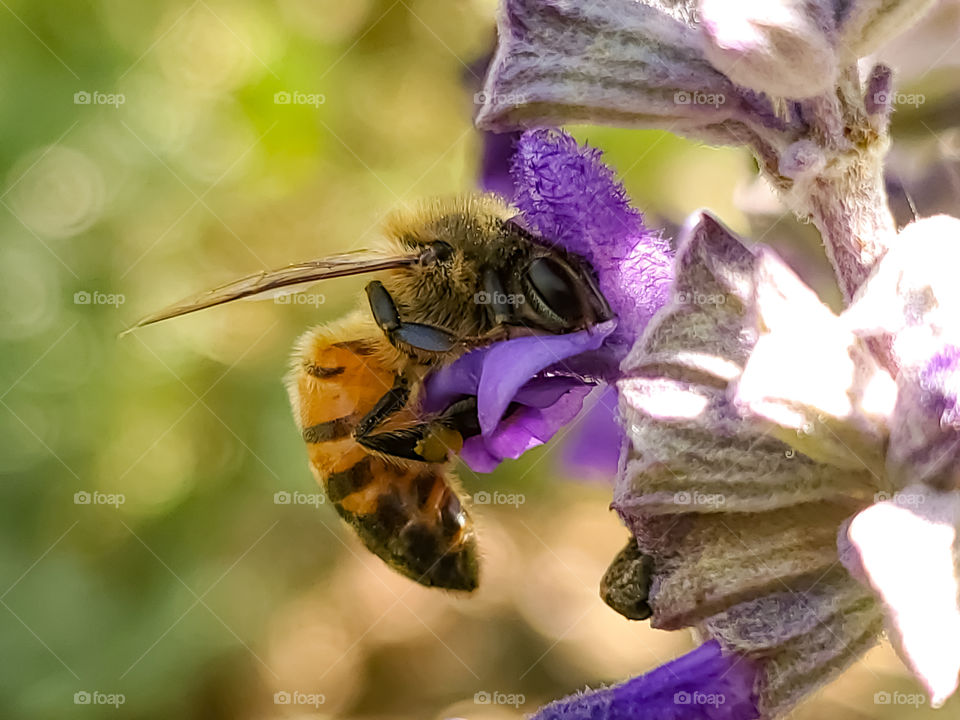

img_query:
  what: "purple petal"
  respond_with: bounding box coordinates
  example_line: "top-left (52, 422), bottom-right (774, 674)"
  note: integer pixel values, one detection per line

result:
top-left (513, 374), bottom-right (586, 407)
top-left (420, 349), bottom-right (485, 416)
top-left (532, 640), bottom-right (759, 720)
top-left (475, 321), bottom-right (616, 434)
top-left (560, 385), bottom-right (623, 478)
top-left (422, 320), bottom-right (615, 433)
top-left (458, 440), bottom-right (501, 474)
top-left (480, 130), bottom-right (522, 197)
top-left (475, 0), bottom-right (766, 142)
top-left (511, 129), bottom-right (673, 344)
top-left (466, 50), bottom-right (523, 197)
top-left (461, 383), bottom-right (592, 472)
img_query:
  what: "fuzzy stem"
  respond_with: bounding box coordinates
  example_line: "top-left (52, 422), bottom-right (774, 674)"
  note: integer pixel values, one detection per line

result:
top-left (777, 67), bottom-right (898, 305)
top-left (806, 148), bottom-right (897, 302)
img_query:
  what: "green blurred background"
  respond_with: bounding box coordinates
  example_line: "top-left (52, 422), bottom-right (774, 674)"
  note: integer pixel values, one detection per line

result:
top-left (1, 1), bottom-right (959, 718)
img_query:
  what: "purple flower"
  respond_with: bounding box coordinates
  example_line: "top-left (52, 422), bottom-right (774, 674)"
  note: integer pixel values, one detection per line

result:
top-left (532, 640), bottom-right (759, 720)
top-left (462, 3), bottom-right (960, 718)
top-left (420, 130), bottom-right (672, 472)
top-left (511, 129), bottom-right (673, 351)
top-left (475, 0), bottom-right (941, 302)
top-left (422, 321), bottom-right (615, 472)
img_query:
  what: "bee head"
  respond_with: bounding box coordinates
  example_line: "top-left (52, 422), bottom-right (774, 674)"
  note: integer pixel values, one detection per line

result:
top-left (381, 196), bottom-right (613, 342)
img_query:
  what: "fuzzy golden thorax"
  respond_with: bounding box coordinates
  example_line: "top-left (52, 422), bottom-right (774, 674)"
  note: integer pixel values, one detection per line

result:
top-left (371, 194), bottom-right (611, 366)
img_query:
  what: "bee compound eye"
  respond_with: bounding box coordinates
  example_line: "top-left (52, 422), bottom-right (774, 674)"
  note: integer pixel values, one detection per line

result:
top-left (525, 256), bottom-right (582, 325)
top-left (420, 241), bottom-right (453, 265)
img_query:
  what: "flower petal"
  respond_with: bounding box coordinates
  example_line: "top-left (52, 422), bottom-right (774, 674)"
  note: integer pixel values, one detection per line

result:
top-left (511, 128), bottom-right (674, 345)
top-left (420, 320), bottom-right (615, 454)
top-left (477, 0), bottom-right (780, 143)
top-left (560, 385), bottom-right (623, 478)
top-left (531, 640), bottom-right (759, 720)
top-left (699, 0), bottom-right (840, 98)
top-left (618, 212), bottom-right (879, 516)
top-left (704, 568), bottom-right (882, 718)
top-left (844, 487), bottom-right (960, 707)
top-left (733, 246), bottom-right (896, 473)
top-left (462, 382), bottom-right (593, 472)
top-left (476, 321), bottom-right (615, 434)
top-left (839, 0), bottom-right (940, 58)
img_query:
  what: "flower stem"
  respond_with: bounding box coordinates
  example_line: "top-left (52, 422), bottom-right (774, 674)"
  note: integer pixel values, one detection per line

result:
top-left (806, 147), bottom-right (896, 302)
top-left (781, 67), bottom-right (898, 304)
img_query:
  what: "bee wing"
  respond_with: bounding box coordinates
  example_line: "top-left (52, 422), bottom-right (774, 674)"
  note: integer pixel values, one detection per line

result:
top-left (124, 251), bottom-right (417, 334)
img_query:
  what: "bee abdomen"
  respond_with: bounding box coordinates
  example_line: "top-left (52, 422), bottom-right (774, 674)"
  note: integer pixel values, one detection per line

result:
top-left (288, 320), bottom-right (479, 591)
top-left (329, 456), bottom-right (478, 591)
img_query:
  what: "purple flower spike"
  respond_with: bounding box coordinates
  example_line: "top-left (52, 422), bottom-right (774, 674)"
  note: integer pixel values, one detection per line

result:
top-left (512, 129), bottom-right (673, 349)
top-left (532, 640), bottom-right (759, 720)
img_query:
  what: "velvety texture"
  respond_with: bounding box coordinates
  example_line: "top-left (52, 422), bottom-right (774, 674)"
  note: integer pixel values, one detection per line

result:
top-left (531, 640), bottom-right (759, 720)
top-left (511, 129), bottom-right (673, 352)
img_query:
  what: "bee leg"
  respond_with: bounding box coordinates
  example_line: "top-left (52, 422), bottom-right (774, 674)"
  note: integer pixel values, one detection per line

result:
top-left (366, 281), bottom-right (458, 353)
top-left (356, 397), bottom-right (481, 464)
top-left (353, 375), bottom-right (410, 439)
top-left (600, 538), bottom-right (654, 621)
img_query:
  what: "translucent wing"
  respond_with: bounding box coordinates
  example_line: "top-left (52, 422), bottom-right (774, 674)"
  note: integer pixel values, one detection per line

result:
top-left (124, 251), bottom-right (417, 334)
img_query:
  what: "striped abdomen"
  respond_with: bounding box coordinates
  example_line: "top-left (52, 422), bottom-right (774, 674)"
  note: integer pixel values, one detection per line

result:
top-left (287, 318), bottom-right (478, 591)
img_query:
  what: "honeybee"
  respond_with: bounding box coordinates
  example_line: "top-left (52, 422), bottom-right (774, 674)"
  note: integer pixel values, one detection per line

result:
top-left (130, 195), bottom-right (612, 591)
